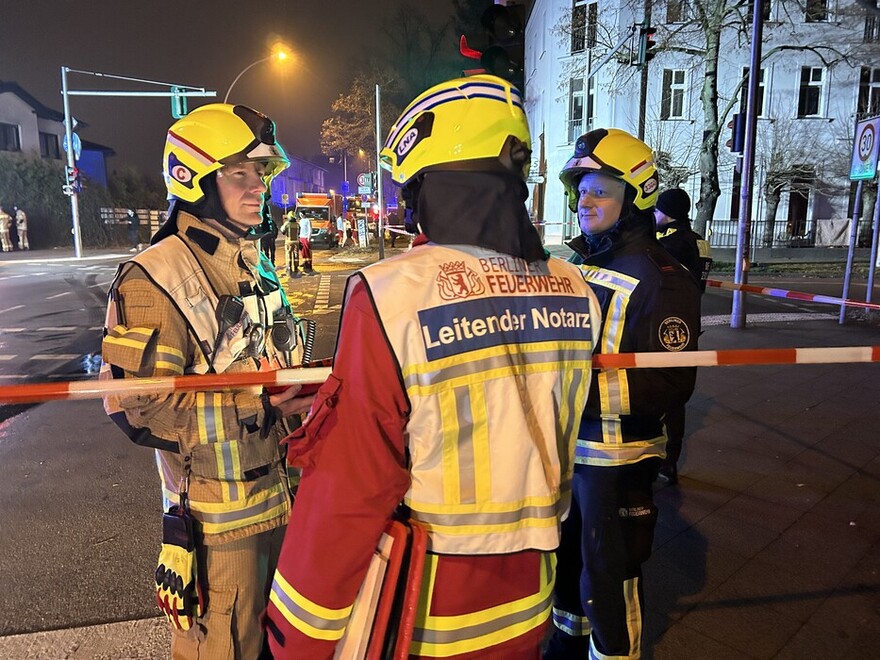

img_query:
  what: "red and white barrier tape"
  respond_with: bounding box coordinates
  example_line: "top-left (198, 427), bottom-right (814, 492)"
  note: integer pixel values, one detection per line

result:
top-left (2, 347), bottom-right (878, 405)
top-left (592, 346), bottom-right (880, 369)
top-left (706, 279), bottom-right (880, 311)
top-left (0, 367), bottom-right (332, 405)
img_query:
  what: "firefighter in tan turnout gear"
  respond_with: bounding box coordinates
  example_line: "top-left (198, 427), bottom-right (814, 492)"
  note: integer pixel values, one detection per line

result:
top-left (100, 103), bottom-right (314, 659)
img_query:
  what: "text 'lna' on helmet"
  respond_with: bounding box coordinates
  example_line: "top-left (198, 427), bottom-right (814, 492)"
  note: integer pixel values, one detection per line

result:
top-left (163, 103), bottom-right (290, 203)
top-left (559, 128), bottom-right (658, 212)
top-left (380, 74), bottom-right (531, 186)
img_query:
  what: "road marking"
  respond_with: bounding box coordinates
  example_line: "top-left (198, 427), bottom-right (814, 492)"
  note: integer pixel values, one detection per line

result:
top-left (702, 312), bottom-right (837, 327)
top-left (29, 354), bottom-right (80, 360)
top-left (0, 254), bottom-right (128, 265)
top-left (0, 355), bottom-right (16, 360)
top-left (37, 326), bottom-right (78, 332)
top-left (0, 374), bottom-right (28, 379)
top-left (47, 291), bottom-right (71, 300)
top-left (0, 328), bottom-right (26, 333)
top-left (314, 275), bottom-right (332, 310)
top-left (0, 305), bottom-right (24, 314)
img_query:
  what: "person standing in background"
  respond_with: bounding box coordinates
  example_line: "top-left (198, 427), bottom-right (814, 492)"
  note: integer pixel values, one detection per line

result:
top-left (653, 187), bottom-right (713, 484)
top-left (0, 205), bottom-right (12, 252)
top-left (127, 208), bottom-right (141, 252)
top-left (14, 206), bottom-right (28, 250)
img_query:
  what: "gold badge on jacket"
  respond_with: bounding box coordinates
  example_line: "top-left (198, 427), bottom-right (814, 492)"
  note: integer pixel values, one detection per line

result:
top-left (658, 317), bottom-right (690, 351)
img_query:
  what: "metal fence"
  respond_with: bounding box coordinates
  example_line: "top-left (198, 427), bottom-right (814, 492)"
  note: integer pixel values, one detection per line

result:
top-left (706, 217), bottom-right (875, 250)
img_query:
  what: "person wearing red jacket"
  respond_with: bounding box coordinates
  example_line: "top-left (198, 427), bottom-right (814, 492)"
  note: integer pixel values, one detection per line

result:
top-left (265, 74), bottom-right (602, 659)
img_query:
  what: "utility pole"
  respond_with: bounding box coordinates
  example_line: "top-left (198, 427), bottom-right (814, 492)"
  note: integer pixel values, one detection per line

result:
top-left (59, 67), bottom-right (215, 257)
top-left (637, 0), bottom-right (653, 141)
top-left (375, 84), bottom-right (385, 261)
top-left (730, 0), bottom-right (765, 329)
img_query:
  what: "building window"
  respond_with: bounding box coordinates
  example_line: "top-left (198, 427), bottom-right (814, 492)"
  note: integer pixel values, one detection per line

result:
top-left (568, 78), bottom-right (585, 143)
top-left (667, 0), bottom-right (695, 24)
top-left (739, 67), bottom-right (766, 116)
top-left (746, 0), bottom-right (772, 21)
top-left (661, 69), bottom-right (687, 120)
top-left (0, 122), bottom-right (21, 152)
top-left (865, 15), bottom-right (880, 43)
top-left (39, 132), bottom-right (61, 159)
top-left (571, 2), bottom-right (597, 53)
top-left (797, 67), bottom-right (824, 117)
top-left (805, 0), bottom-right (829, 22)
top-left (858, 67), bottom-right (880, 118)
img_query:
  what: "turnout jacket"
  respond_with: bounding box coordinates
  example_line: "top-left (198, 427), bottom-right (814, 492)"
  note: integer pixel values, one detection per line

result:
top-left (569, 219), bottom-right (701, 467)
top-left (101, 212), bottom-right (295, 545)
top-left (267, 243), bottom-right (601, 658)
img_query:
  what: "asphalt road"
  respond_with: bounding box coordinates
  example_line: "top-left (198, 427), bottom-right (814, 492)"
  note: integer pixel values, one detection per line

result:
top-left (0, 246), bottom-right (874, 637)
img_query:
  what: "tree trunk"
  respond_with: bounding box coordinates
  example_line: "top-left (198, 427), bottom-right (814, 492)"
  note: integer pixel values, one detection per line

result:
top-left (762, 191), bottom-right (781, 247)
top-left (693, 8), bottom-right (723, 238)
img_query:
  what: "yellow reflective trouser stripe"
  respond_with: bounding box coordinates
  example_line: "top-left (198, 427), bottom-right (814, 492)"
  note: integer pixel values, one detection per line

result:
top-left (269, 570), bottom-right (352, 641)
top-left (623, 577), bottom-right (641, 659)
top-left (574, 436), bottom-right (666, 466)
top-left (410, 553), bottom-right (554, 657)
top-left (160, 480), bottom-right (288, 535)
top-left (552, 606), bottom-right (592, 637)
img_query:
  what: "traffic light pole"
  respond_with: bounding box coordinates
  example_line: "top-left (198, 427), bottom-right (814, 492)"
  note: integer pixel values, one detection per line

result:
top-left (731, 0), bottom-right (765, 329)
top-left (375, 84), bottom-right (385, 261)
top-left (61, 67), bottom-right (83, 258)
top-left (59, 67), bottom-right (215, 258)
top-left (637, 1), bottom-right (653, 141)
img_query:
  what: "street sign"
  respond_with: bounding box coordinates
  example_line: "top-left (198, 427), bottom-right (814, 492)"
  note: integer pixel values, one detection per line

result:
top-left (526, 175), bottom-right (545, 184)
top-left (850, 117), bottom-right (880, 181)
top-left (357, 172), bottom-right (371, 188)
top-left (341, 180), bottom-right (350, 195)
top-left (281, 193), bottom-right (289, 204)
top-left (358, 186), bottom-right (371, 195)
top-left (62, 132), bottom-right (82, 161)
top-left (361, 194), bottom-right (369, 202)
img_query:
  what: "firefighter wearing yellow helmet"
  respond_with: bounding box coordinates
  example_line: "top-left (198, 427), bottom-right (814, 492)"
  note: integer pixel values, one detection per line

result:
top-left (100, 103), bottom-right (312, 658)
top-left (266, 75), bottom-right (602, 658)
top-left (545, 128), bottom-right (702, 659)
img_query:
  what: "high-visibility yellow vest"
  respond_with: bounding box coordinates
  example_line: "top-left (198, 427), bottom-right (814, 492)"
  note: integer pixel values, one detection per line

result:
top-left (358, 245), bottom-right (600, 554)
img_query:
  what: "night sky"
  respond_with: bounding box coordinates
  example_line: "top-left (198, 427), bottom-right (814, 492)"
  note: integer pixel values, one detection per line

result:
top-left (2, 0), bottom-right (455, 177)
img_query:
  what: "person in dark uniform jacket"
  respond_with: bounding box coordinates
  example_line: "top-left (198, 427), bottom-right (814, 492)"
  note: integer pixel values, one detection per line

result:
top-left (654, 188), bottom-right (713, 484)
top-left (545, 129), bottom-right (702, 660)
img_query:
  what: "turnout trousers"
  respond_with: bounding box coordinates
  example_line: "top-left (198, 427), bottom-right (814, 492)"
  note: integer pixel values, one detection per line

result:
top-left (545, 459), bottom-right (660, 659)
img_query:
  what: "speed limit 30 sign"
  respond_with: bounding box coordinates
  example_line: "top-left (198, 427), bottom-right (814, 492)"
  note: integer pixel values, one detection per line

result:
top-left (850, 117), bottom-right (880, 181)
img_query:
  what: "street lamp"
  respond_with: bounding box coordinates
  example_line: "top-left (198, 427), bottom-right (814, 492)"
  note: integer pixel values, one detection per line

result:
top-left (224, 46), bottom-right (291, 103)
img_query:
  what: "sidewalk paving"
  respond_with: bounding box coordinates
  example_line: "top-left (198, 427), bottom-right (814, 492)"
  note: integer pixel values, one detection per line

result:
top-left (1, 245), bottom-right (879, 658)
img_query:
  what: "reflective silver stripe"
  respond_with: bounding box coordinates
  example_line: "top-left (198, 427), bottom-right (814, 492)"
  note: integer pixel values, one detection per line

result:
top-left (455, 386), bottom-right (476, 504)
top-left (413, 501), bottom-right (562, 528)
top-left (552, 606), bottom-right (592, 637)
top-left (194, 488), bottom-right (288, 524)
top-left (412, 587), bottom-right (550, 645)
top-left (269, 581), bottom-right (349, 634)
top-left (219, 441), bottom-right (241, 501)
top-left (403, 347), bottom-right (592, 390)
top-left (623, 577), bottom-right (642, 658)
top-left (575, 437), bottom-right (665, 465)
top-left (154, 349), bottom-right (185, 370)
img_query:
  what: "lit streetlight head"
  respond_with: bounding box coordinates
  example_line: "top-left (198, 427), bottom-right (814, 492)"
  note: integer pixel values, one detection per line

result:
top-left (224, 44), bottom-right (294, 103)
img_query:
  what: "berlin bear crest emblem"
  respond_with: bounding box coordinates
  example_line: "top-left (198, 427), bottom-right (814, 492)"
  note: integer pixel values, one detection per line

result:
top-left (436, 261), bottom-right (485, 300)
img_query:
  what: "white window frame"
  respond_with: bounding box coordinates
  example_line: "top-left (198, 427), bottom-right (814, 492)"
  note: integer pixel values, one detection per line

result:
top-left (666, 0), bottom-right (695, 24)
top-left (661, 69), bottom-right (688, 120)
top-left (797, 66), bottom-right (826, 118)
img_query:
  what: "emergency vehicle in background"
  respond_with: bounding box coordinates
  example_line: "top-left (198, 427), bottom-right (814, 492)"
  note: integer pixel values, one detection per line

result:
top-left (295, 192), bottom-right (343, 248)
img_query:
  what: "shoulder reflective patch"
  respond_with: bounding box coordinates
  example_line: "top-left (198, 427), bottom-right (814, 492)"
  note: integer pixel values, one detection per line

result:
top-left (658, 317), bottom-right (690, 351)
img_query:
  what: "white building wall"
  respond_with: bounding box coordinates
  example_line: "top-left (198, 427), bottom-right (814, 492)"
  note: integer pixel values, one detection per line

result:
top-left (0, 92), bottom-right (41, 153)
top-left (526, 0), bottom-right (880, 246)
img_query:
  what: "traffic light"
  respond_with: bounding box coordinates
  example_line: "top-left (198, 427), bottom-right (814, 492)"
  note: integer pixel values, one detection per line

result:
top-left (459, 2), bottom-right (525, 88)
top-left (726, 112), bottom-right (746, 153)
top-left (63, 166), bottom-right (80, 196)
top-left (171, 86), bottom-right (188, 119)
top-left (637, 25), bottom-right (657, 66)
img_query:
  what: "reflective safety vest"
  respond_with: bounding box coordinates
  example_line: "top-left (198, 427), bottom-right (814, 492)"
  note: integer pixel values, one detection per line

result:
top-left (104, 234), bottom-right (296, 374)
top-left (359, 245), bottom-right (599, 554)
